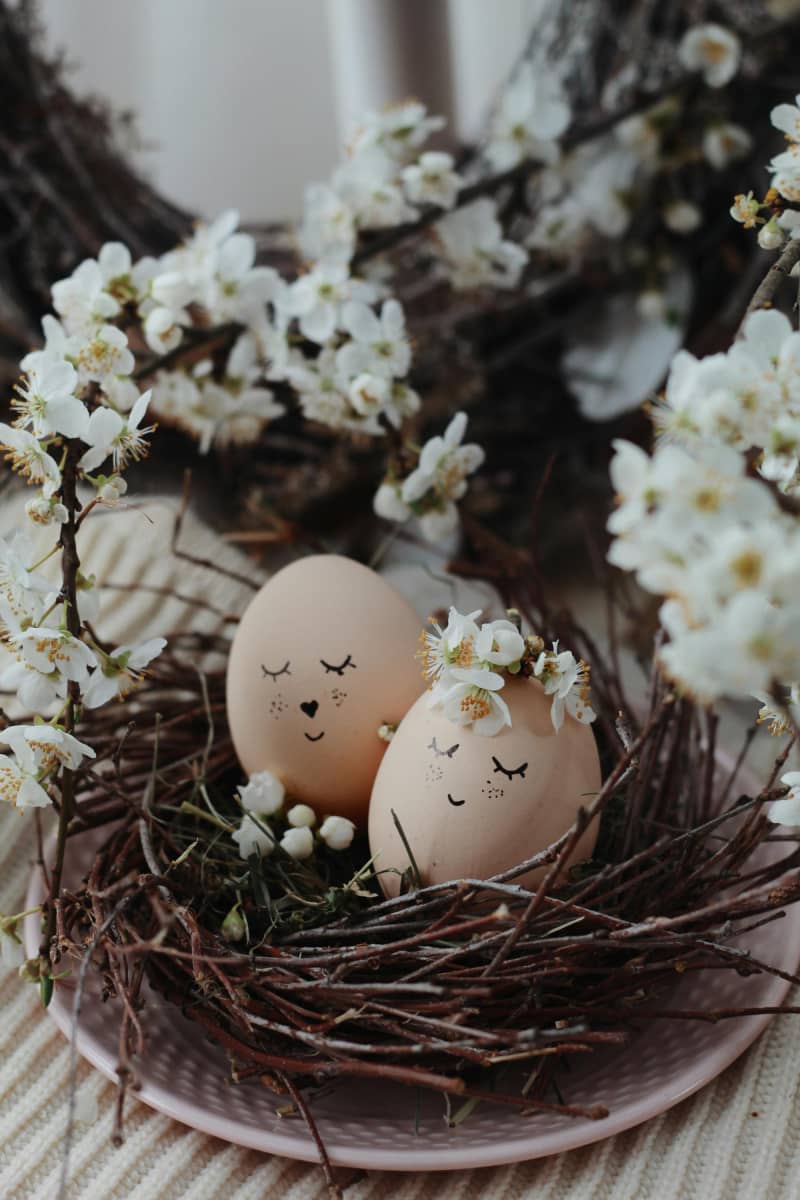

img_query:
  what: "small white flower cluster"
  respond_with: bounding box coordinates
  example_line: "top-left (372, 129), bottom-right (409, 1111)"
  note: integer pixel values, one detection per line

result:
top-left (43, 211), bottom-right (287, 452)
top-left (0, 249), bottom-right (168, 813)
top-left (43, 212), bottom-right (422, 444)
top-left (767, 95), bottom-right (800, 207)
top-left (607, 437), bottom-right (800, 704)
top-left (654, 309), bottom-right (800, 495)
top-left (231, 770), bottom-right (356, 862)
top-left (730, 93), bottom-right (800, 248)
top-left (418, 606), bottom-right (594, 736)
top-left (299, 101), bottom-right (456, 264)
top-left (526, 25), bottom-right (748, 265)
top-left (373, 411), bottom-right (484, 544)
top-left (300, 99), bottom-right (529, 293)
top-left (284, 282), bottom-right (419, 436)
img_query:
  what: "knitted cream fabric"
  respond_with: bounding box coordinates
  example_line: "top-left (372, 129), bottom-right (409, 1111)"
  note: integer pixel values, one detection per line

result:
top-left (0, 496), bottom-right (799, 1200)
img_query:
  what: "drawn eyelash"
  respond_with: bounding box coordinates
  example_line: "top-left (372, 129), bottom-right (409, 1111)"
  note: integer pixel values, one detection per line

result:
top-left (261, 661), bottom-right (291, 681)
top-left (320, 654), bottom-right (356, 676)
top-left (429, 736), bottom-right (459, 759)
top-left (492, 756), bottom-right (528, 780)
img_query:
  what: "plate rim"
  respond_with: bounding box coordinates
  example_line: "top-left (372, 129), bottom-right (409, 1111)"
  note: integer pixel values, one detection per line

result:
top-left (22, 838), bottom-right (800, 1173)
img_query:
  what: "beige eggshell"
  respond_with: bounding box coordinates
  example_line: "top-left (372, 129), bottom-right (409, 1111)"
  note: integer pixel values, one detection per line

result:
top-left (226, 555), bottom-right (425, 825)
top-left (368, 677), bottom-right (601, 896)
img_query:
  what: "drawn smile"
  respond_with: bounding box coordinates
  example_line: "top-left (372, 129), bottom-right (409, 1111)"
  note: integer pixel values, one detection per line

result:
top-left (447, 792), bottom-right (464, 807)
top-left (304, 731), bottom-right (325, 743)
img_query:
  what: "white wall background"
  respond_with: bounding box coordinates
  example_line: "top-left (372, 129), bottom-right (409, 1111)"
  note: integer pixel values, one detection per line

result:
top-left (37, 0), bottom-right (544, 223)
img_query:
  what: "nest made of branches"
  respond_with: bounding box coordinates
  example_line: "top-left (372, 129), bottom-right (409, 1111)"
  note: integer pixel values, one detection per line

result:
top-left (44, 574), bottom-right (800, 1179)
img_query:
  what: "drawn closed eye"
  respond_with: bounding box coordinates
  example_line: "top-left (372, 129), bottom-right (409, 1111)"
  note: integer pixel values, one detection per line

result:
top-left (492, 755), bottom-right (528, 780)
top-left (262, 661), bottom-right (291, 681)
top-left (320, 654), bottom-right (356, 676)
top-left (429, 736), bottom-right (459, 759)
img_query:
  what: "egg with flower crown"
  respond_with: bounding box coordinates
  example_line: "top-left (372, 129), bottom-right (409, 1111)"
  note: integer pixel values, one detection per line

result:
top-left (226, 554), bottom-right (425, 825)
top-left (368, 608), bottom-right (601, 896)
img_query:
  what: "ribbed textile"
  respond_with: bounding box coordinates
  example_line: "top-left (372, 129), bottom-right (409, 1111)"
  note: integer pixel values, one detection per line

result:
top-left (1, 494), bottom-right (799, 1199)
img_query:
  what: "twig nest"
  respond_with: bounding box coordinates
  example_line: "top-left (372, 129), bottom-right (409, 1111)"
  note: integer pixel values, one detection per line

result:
top-left (368, 676), bottom-right (601, 896)
top-left (226, 554), bottom-right (424, 824)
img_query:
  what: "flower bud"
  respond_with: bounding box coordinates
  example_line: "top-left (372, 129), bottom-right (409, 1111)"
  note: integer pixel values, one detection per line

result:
top-left (758, 219), bottom-right (786, 251)
top-left (287, 803), bottom-right (316, 828)
top-left (280, 826), bottom-right (315, 860)
top-left (319, 815), bottom-right (356, 851)
top-left (221, 905), bottom-right (246, 942)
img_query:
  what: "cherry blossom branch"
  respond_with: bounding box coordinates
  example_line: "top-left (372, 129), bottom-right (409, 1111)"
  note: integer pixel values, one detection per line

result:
top-left (350, 84), bottom-right (690, 269)
top-left (738, 237), bottom-right (800, 334)
top-left (39, 440), bottom-right (83, 970)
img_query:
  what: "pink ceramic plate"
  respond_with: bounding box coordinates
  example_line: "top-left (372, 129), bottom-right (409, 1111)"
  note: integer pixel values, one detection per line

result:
top-left (24, 827), bottom-right (800, 1172)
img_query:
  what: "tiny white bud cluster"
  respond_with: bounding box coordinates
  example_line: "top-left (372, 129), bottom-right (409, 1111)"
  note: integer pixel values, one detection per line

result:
top-left (231, 770), bottom-right (356, 863)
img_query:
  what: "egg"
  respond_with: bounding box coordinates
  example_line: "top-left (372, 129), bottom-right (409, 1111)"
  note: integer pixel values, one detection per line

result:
top-left (368, 677), bottom-right (601, 896)
top-left (226, 555), bottom-right (425, 824)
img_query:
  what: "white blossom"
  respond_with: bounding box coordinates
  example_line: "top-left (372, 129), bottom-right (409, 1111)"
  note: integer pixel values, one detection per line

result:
top-left (533, 644), bottom-right (595, 731)
top-left (418, 606), bottom-right (483, 684)
top-left (663, 200), bottom-right (702, 235)
top-left (475, 620), bottom-right (525, 668)
top-left (334, 147), bottom-right (418, 229)
top-left (280, 825), bottom-right (315, 860)
top-left (373, 481), bottom-right (412, 523)
top-left (678, 24), bottom-right (741, 88)
top-left (771, 95), bottom-right (800, 142)
top-left (755, 684), bottom-right (800, 735)
top-left (436, 198), bottom-right (527, 290)
top-left (350, 101), bottom-right (444, 163)
top-left (51, 258), bottom-right (120, 335)
top-left (287, 803), bottom-right (316, 829)
top-left (75, 324), bottom-right (135, 385)
top-left (0, 424), bottom-right (62, 494)
top-left (299, 183), bottom-right (357, 264)
top-left (730, 192), bottom-right (761, 228)
top-left (12, 360), bottom-right (86, 439)
top-left (25, 494), bottom-right (67, 527)
top-left (337, 298), bottom-right (411, 379)
top-left (702, 122), bottom-right (752, 170)
top-left (402, 410), bottom-right (484, 507)
top-left (430, 675), bottom-right (511, 737)
top-left (96, 475), bottom-right (128, 504)
top-left (237, 770), bottom-right (285, 817)
top-left (83, 637), bottom-right (166, 708)
top-left (486, 61), bottom-right (570, 171)
top-left (288, 262), bottom-right (363, 344)
top-left (79, 389), bottom-right (155, 472)
top-left (0, 724), bottom-right (95, 811)
top-left (758, 219), bottom-right (786, 251)
top-left (401, 152), bottom-right (461, 209)
top-left (232, 813), bottom-right (275, 860)
top-left (319, 814), bottom-right (356, 850)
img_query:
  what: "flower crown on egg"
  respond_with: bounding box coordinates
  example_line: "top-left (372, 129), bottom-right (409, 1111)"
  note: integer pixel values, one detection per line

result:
top-left (418, 607), bottom-right (596, 736)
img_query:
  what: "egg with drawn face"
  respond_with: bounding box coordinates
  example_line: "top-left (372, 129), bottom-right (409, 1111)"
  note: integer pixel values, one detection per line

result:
top-left (368, 677), bottom-right (601, 896)
top-left (226, 555), bottom-right (425, 825)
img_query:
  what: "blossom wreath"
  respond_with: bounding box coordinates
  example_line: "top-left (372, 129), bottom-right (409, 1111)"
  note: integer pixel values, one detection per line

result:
top-left (420, 607), bottom-right (595, 735)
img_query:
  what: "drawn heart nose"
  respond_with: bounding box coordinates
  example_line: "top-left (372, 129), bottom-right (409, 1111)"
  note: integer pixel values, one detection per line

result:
top-left (300, 700), bottom-right (319, 719)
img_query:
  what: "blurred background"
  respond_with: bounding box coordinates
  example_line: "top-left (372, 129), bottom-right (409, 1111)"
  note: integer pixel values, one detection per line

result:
top-left (37, 0), bottom-right (544, 221)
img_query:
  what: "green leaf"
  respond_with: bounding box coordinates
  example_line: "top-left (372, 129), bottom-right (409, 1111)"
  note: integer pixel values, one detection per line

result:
top-left (40, 973), bottom-right (54, 1008)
